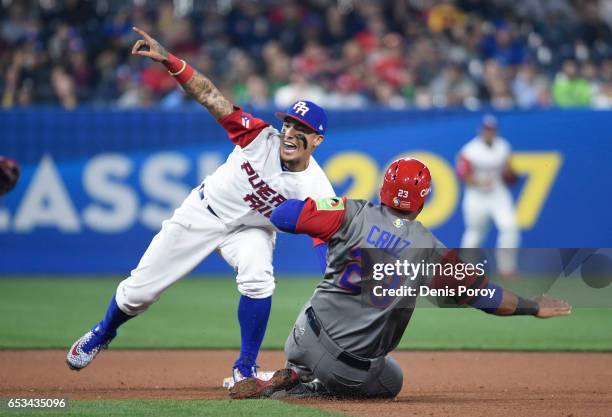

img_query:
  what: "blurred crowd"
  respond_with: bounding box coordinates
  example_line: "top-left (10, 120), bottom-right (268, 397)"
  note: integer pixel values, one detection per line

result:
top-left (1, 0), bottom-right (612, 110)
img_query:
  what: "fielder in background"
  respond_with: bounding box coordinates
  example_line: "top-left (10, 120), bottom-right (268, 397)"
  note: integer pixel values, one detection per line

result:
top-left (456, 115), bottom-right (520, 277)
top-left (66, 27), bottom-right (335, 382)
top-left (229, 158), bottom-right (571, 400)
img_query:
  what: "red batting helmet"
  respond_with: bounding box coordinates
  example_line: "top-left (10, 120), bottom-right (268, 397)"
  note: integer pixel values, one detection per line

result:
top-left (380, 158), bottom-right (432, 212)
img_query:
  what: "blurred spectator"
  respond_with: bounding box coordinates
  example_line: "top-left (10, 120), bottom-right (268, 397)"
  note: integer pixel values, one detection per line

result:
top-left (480, 23), bottom-right (525, 67)
top-left (488, 77), bottom-right (515, 109)
top-left (369, 33), bottom-right (407, 88)
top-left (1, 1), bottom-right (29, 43)
top-left (372, 81), bottom-right (407, 108)
top-left (582, 60), bottom-right (602, 97)
top-left (327, 73), bottom-right (368, 109)
top-left (274, 73), bottom-right (328, 108)
top-left (512, 63), bottom-right (551, 108)
top-left (244, 75), bottom-right (272, 108)
top-left (601, 0), bottom-right (612, 30)
top-left (409, 37), bottom-right (442, 87)
top-left (0, 0), bottom-right (610, 110)
top-left (592, 81), bottom-right (612, 109)
top-left (601, 59), bottom-right (612, 82)
top-left (262, 40), bottom-right (291, 96)
top-left (427, 2), bottom-right (466, 33)
top-left (513, 0), bottom-right (574, 23)
top-left (430, 63), bottom-right (477, 107)
top-left (552, 59), bottom-right (592, 107)
top-left (50, 66), bottom-right (77, 109)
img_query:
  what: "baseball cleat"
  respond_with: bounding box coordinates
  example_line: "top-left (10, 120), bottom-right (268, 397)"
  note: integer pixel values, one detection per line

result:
top-left (224, 370), bottom-right (274, 389)
top-left (229, 368), bottom-right (300, 399)
top-left (66, 325), bottom-right (115, 370)
top-left (271, 379), bottom-right (329, 399)
top-left (232, 365), bottom-right (259, 383)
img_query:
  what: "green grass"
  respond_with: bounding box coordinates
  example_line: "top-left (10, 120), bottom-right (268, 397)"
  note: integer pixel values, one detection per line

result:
top-left (0, 399), bottom-right (344, 417)
top-left (0, 277), bottom-right (611, 350)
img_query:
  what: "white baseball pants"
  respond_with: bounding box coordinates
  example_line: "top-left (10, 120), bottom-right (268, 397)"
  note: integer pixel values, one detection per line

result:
top-left (115, 188), bottom-right (276, 316)
top-left (460, 187), bottom-right (520, 275)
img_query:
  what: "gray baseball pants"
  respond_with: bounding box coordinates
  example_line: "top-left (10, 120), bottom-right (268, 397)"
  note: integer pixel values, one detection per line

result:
top-left (284, 306), bottom-right (403, 398)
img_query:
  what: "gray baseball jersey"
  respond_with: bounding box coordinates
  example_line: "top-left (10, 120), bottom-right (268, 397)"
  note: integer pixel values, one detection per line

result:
top-left (309, 198), bottom-right (445, 358)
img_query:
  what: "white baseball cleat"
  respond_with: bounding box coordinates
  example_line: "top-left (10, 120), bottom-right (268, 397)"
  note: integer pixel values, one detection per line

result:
top-left (66, 326), bottom-right (115, 370)
top-left (223, 369), bottom-right (275, 389)
top-left (232, 365), bottom-right (259, 382)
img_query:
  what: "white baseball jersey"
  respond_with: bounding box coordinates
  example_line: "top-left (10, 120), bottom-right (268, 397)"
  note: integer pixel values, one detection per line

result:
top-left (457, 136), bottom-right (512, 192)
top-left (457, 135), bottom-right (519, 273)
top-left (115, 107), bottom-right (336, 311)
top-left (203, 108), bottom-right (335, 228)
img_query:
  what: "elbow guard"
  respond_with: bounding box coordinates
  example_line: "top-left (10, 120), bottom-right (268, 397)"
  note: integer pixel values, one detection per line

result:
top-left (270, 199), bottom-right (306, 233)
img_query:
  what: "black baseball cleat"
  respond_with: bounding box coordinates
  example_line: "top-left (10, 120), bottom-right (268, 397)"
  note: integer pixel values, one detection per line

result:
top-left (273, 379), bottom-right (329, 398)
top-left (229, 368), bottom-right (300, 399)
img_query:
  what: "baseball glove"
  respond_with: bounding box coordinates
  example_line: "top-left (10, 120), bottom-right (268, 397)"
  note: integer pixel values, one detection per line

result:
top-left (0, 156), bottom-right (20, 196)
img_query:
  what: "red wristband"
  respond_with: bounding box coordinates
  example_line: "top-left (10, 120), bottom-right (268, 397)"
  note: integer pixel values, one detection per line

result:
top-left (163, 53), bottom-right (194, 84)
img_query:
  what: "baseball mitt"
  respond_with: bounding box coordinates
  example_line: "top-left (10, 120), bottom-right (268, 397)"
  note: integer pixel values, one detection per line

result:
top-left (0, 156), bottom-right (20, 196)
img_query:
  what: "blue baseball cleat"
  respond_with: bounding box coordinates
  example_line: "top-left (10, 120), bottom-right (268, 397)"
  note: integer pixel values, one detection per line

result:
top-left (66, 325), bottom-right (116, 370)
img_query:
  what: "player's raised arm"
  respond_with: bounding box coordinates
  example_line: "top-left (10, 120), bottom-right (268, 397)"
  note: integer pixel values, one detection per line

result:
top-left (131, 26), bottom-right (233, 119)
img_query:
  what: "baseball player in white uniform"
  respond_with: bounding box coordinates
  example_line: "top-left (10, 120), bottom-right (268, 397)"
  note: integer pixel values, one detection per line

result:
top-left (66, 27), bottom-right (334, 382)
top-left (456, 115), bottom-right (520, 276)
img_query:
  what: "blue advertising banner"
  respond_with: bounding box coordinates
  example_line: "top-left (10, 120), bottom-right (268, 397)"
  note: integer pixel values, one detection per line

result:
top-left (1, 109), bottom-right (611, 274)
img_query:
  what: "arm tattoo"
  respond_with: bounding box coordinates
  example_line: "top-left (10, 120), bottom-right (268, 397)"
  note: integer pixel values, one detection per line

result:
top-left (155, 43), bottom-right (168, 59)
top-left (158, 45), bottom-right (169, 60)
top-left (182, 70), bottom-right (234, 119)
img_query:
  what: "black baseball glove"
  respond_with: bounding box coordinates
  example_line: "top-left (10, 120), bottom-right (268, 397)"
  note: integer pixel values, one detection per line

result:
top-left (0, 156), bottom-right (20, 196)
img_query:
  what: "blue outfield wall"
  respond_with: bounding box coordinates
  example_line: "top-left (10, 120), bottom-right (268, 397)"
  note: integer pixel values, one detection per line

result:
top-left (0, 108), bottom-right (611, 274)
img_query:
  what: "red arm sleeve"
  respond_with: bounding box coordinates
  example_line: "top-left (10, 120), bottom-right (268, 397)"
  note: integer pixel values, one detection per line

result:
top-left (295, 197), bottom-right (347, 242)
top-left (456, 154), bottom-right (472, 181)
top-left (217, 107), bottom-right (270, 148)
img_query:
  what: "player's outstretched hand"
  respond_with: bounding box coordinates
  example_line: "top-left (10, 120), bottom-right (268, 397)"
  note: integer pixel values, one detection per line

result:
top-left (131, 27), bottom-right (168, 62)
top-left (534, 294), bottom-right (572, 318)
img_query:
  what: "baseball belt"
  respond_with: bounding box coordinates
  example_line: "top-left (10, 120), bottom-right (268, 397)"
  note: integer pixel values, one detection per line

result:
top-left (305, 307), bottom-right (372, 371)
top-left (197, 184), bottom-right (219, 218)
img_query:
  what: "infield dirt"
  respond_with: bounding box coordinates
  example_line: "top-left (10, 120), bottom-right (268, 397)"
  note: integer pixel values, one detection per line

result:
top-left (1, 350), bottom-right (611, 417)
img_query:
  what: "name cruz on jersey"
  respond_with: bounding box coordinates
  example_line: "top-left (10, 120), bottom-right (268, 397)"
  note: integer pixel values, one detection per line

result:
top-left (366, 225), bottom-right (411, 258)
